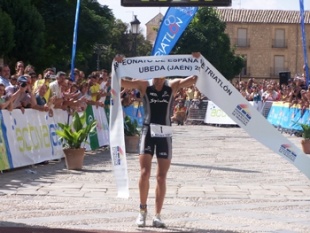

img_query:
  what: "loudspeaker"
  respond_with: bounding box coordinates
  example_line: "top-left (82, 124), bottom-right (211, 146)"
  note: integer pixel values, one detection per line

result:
top-left (279, 71), bottom-right (291, 86)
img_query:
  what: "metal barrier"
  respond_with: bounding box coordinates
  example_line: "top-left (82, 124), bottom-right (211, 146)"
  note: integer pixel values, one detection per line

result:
top-left (185, 99), bottom-right (208, 125)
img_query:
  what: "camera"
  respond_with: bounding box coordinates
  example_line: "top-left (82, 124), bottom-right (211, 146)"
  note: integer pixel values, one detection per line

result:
top-left (20, 82), bottom-right (27, 87)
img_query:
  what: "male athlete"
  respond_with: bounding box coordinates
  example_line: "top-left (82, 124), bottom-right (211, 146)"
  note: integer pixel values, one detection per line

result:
top-left (115, 52), bottom-right (200, 227)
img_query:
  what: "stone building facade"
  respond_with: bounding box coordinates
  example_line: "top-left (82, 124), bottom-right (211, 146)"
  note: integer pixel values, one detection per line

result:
top-left (217, 9), bottom-right (310, 80)
top-left (145, 13), bottom-right (164, 46)
top-left (146, 9), bottom-right (310, 80)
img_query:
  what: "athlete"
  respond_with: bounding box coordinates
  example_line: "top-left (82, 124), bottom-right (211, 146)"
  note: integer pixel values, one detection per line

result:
top-left (115, 52), bottom-right (200, 228)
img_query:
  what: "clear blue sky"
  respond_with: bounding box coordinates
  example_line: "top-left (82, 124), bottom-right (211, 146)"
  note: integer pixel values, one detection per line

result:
top-left (98, 0), bottom-right (310, 35)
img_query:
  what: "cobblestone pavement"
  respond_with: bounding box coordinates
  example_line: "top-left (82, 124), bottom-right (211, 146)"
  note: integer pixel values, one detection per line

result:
top-left (0, 125), bottom-right (310, 233)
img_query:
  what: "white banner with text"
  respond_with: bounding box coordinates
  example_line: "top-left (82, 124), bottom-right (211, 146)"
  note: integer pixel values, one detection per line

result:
top-left (110, 54), bottom-right (310, 198)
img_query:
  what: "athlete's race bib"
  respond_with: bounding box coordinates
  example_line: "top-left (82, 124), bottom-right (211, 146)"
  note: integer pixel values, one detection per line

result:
top-left (150, 124), bottom-right (172, 138)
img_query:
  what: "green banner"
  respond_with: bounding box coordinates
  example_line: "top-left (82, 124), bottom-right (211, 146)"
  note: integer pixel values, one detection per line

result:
top-left (86, 105), bottom-right (100, 150)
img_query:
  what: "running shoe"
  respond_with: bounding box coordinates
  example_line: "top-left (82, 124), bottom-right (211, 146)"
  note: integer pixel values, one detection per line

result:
top-left (152, 214), bottom-right (166, 228)
top-left (136, 210), bottom-right (147, 227)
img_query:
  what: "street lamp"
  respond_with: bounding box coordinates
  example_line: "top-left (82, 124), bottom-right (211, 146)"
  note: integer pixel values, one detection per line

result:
top-left (130, 15), bottom-right (140, 56)
top-left (94, 44), bottom-right (107, 70)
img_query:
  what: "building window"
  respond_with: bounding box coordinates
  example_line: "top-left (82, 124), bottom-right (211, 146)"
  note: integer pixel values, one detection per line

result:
top-left (237, 28), bottom-right (249, 47)
top-left (273, 29), bottom-right (287, 48)
top-left (240, 55), bottom-right (248, 76)
top-left (274, 55), bottom-right (285, 75)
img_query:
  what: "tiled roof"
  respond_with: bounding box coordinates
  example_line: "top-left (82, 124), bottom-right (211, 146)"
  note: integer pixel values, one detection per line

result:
top-left (216, 9), bottom-right (310, 24)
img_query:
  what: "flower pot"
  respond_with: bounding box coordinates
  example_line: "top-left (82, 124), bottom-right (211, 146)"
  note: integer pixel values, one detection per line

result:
top-left (125, 135), bottom-right (140, 153)
top-left (301, 139), bottom-right (310, 154)
top-left (63, 148), bottom-right (85, 170)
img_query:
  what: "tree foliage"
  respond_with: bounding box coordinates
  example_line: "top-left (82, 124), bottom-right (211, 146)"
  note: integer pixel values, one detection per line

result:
top-left (0, 0), bottom-right (152, 74)
top-left (0, 0), bottom-right (45, 68)
top-left (0, 9), bottom-right (15, 58)
top-left (173, 7), bottom-right (244, 80)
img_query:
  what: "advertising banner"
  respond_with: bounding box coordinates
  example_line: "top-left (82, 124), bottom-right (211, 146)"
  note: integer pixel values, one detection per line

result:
top-left (0, 107), bottom-right (109, 170)
top-left (205, 101), bottom-right (237, 125)
top-left (152, 7), bottom-right (198, 56)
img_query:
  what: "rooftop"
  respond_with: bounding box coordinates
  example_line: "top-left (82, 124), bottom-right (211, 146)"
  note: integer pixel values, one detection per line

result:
top-left (216, 9), bottom-right (310, 24)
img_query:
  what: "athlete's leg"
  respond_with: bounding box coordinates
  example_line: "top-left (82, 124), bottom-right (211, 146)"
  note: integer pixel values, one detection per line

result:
top-left (155, 158), bottom-right (171, 214)
top-left (138, 153), bottom-right (153, 208)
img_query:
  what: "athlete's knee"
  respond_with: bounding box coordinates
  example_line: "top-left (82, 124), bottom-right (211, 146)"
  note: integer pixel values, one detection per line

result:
top-left (156, 173), bottom-right (167, 185)
top-left (140, 168), bottom-right (151, 179)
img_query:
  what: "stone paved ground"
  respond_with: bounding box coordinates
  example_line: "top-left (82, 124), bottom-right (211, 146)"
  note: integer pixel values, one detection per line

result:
top-left (0, 124), bottom-right (309, 233)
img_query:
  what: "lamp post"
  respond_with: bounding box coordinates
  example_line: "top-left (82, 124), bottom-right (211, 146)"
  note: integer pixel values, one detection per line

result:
top-left (130, 15), bottom-right (141, 56)
top-left (94, 44), bottom-right (107, 71)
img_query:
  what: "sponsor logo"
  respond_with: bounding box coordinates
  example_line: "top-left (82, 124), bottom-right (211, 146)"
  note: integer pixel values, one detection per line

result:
top-left (279, 144), bottom-right (297, 162)
top-left (232, 104), bottom-right (252, 126)
top-left (162, 91), bottom-right (169, 97)
top-left (111, 146), bottom-right (124, 166)
top-left (150, 92), bottom-right (158, 97)
top-left (150, 99), bottom-right (169, 104)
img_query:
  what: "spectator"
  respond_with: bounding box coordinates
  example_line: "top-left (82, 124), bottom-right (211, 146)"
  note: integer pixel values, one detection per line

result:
top-left (29, 72), bottom-right (38, 87)
top-left (262, 84), bottom-right (278, 102)
top-left (24, 64), bottom-right (35, 75)
top-left (49, 71), bottom-right (66, 108)
top-left (14, 61), bottom-right (24, 76)
top-left (88, 74), bottom-right (101, 101)
top-left (185, 85), bottom-right (194, 109)
top-left (33, 67), bottom-right (55, 102)
top-left (249, 86), bottom-right (263, 112)
top-left (32, 84), bottom-right (55, 115)
top-left (104, 78), bottom-right (111, 119)
top-left (9, 75), bottom-right (18, 87)
top-left (121, 88), bottom-right (134, 107)
top-left (171, 100), bottom-right (187, 125)
top-left (5, 75), bottom-right (33, 113)
top-left (0, 83), bottom-right (24, 111)
top-left (0, 64), bottom-right (11, 87)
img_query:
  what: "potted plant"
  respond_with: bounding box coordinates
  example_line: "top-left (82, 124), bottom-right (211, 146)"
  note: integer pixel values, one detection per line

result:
top-left (124, 115), bottom-right (140, 153)
top-left (299, 123), bottom-right (310, 154)
top-left (56, 111), bottom-right (97, 170)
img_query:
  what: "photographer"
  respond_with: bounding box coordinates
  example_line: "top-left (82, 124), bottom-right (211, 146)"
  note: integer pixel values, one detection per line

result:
top-left (5, 75), bottom-right (32, 113)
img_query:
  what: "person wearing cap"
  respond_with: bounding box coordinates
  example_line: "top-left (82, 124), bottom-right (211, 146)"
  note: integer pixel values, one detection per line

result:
top-left (9, 75), bottom-right (18, 87)
top-left (0, 83), bottom-right (26, 111)
top-left (29, 72), bottom-right (38, 87)
top-left (5, 75), bottom-right (33, 113)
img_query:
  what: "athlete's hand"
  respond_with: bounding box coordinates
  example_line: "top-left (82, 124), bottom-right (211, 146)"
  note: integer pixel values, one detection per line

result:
top-left (192, 52), bottom-right (201, 58)
top-left (114, 54), bottom-right (125, 63)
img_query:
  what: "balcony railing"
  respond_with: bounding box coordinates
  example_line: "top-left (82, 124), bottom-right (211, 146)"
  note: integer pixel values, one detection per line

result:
top-left (234, 38), bottom-right (250, 48)
top-left (272, 39), bottom-right (288, 48)
top-left (270, 67), bottom-right (289, 77)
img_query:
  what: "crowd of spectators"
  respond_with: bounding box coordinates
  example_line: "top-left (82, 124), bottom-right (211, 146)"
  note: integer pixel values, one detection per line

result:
top-left (1, 60), bottom-right (300, 126)
top-left (0, 61), bottom-right (111, 116)
top-left (233, 70), bottom-right (309, 113)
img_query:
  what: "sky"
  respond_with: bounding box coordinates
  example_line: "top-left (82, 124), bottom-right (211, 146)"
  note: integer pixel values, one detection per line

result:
top-left (98, 0), bottom-right (310, 36)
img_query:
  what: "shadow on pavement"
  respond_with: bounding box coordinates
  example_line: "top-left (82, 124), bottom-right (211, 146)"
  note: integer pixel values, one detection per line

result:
top-left (0, 221), bottom-right (244, 233)
top-left (171, 162), bottom-right (260, 174)
top-left (0, 226), bottom-right (242, 233)
top-left (0, 147), bottom-right (111, 194)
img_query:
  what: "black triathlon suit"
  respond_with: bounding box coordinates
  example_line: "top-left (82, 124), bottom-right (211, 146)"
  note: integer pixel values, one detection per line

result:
top-left (139, 80), bottom-right (173, 159)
